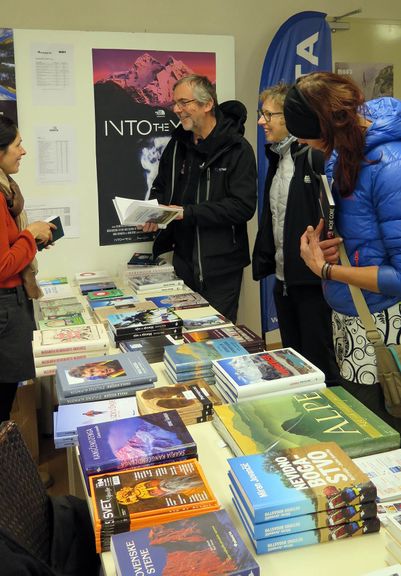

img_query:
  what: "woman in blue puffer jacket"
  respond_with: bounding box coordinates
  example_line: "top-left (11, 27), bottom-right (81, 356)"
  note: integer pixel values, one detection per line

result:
top-left (283, 72), bottom-right (401, 428)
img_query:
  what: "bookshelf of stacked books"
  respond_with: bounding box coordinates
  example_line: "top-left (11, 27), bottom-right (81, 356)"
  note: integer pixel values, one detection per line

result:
top-left (32, 256), bottom-right (401, 576)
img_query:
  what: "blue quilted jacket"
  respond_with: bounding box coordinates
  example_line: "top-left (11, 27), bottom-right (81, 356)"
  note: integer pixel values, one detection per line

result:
top-left (325, 97), bottom-right (401, 316)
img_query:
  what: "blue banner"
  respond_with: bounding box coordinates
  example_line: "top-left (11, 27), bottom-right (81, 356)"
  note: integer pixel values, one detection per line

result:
top-left (258, 11), bottom-right (332, 334)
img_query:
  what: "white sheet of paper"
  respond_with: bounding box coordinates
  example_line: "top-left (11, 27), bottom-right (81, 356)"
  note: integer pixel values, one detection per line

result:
top-left (35, 125), bottom-right (76, 183)
top-left (31, 43), bottom-right (75, 106)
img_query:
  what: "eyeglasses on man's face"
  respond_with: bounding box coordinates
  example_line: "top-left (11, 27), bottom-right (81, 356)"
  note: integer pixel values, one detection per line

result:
top-left (258, 109), bottom-right (284, 122)
top-left (172, 98), bottom-right (197, 111)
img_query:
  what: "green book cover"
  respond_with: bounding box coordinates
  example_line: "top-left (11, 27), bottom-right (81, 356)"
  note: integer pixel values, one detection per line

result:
top-left (213, 386), bottom-right (400, 458)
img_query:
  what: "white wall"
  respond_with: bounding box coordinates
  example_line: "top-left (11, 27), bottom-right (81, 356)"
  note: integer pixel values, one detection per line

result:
top-left (2, 0), bottom-right (401, 336)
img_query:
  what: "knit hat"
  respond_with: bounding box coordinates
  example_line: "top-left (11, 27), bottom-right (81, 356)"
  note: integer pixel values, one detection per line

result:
top-left (284, 84), bottom-right (322, 139)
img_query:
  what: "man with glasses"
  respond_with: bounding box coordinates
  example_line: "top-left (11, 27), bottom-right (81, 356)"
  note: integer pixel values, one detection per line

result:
top-left (252, 82), bottom-right (342, 386)
top-left (144, 74), bottom-right (256, 323)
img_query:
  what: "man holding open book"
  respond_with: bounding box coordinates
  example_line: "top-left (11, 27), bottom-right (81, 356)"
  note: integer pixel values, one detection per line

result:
top-left (143, 75), bottom-right (257, 323)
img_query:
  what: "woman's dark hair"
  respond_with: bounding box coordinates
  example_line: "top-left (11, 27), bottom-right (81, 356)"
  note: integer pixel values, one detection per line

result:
top-left (0, 116), bottom-right (18, 151)
top-left (296, 72), bottom-right (367, 197)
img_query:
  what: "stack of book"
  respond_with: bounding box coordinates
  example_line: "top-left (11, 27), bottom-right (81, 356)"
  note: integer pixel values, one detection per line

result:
top-left (33, 323), bottom-right (110, 378)
top-left (212, 347), bottom-right (326, 403)
top-left (127, 271), bottom-right (185, 294)
top-left (120, 252), bottom-right (175, 285)
top-left (118, 333), bottom-right (177, 363)
top-left (110, 509), bottom-right (260, 576)
top-left (89, 458), bottom-right (220, 552)
top-left (384, 514), bottom-right (401, 566)
top-left (77, 411), bottom-right (197, 481)
top-left (79, 280), bottom-right (117, 296)
top-left (53, 396), bottom-right (139, 448)
top-left (228, 441), bottom-right (380, 554)
top-left (145, 291), bottom-right (209, 310)
top-left (136, 378), bottom-right (222, 425)
top-left (107, 307), bottom-right (183, 347)
top-left (163, 337), bottom-right (249, 386)
top-left (183, 323), bottom-right (265, 353)
top-left (38, 296), bottom-right (85, 319)
top-left (212, 386), bottom-right (401, 458)
top-left (55, 351), bottom-right (157, 405)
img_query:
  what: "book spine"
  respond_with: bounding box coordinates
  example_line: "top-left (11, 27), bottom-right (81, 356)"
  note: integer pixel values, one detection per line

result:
top-left (83, 445), bottom-right (197, 475)
top-left (132, 280), bottom-right (183, 290)
top-left (113, 320), bottom-right (182, 336)
top-left (164, 354), bottom-right (211, 373)
top-left (33, 340), bottom-right (109, 357)
top-left (61, 374), bottom-right (154, 398)
top-left (57, 382), bottom-right (153, 404)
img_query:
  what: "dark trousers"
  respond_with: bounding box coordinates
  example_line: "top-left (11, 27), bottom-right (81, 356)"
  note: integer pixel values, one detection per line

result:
top-left (0, 382), bottom-right (19, 423)
top-left (274, 280), bottom-right (343, 386)
top-left (174, 255), bottom-right (243, 323)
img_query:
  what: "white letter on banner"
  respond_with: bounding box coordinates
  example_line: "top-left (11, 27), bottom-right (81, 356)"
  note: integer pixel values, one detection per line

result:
top-left (295, 32), bottom-right (319, 78)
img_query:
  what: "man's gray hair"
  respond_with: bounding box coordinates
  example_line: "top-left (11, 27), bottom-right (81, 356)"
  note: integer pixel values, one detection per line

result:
top-left (174, 74), bottom-right (218, 112)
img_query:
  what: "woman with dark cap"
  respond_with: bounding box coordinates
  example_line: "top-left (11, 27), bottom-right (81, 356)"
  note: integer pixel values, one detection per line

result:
top-left (283, 71), bottom-right (401, 427)
top-left (0, 116), bottom-right (55, 422)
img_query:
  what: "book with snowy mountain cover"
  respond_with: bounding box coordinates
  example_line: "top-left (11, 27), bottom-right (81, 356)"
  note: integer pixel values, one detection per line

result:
top-left (164, 337), bottom-right (248, 373)
top-left (78, 410), bottom-right (196, 474)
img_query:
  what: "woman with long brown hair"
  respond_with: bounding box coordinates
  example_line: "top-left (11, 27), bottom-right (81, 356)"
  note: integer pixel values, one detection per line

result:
top-left (283, 72), bottom-right (401, 426)
top-left (0, 116), bottom-right (54, 422)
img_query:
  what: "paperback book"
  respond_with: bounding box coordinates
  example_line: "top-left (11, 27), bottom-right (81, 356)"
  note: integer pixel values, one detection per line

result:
top-left (130, 272), bottom-right (184, 292)
top-left (107, 307), bottom-right (183, 336)
top-left (228, 442), bottom-right (377, 524)
top-left (39, 302), bottom-right (85, 318)
top-left (127, 253), bottom-right (169, 267)
top-left (88, 296), bottom-right (139, 309)
top-left (38, 276), bottom-right (68, 285)
top-left (55, 379), bottom-right (154, 405)
top-left (56, 351), bottom-right (157, 398)
top-left (40, 283), bottom-right (75, 300)
top-left (110, 509), bottom-right (260, 576)
top-left (55, 397), bottom-right (139, 438)
top-left (32, 324), bottom-right (109, 357)
top-left (37, 312), bottom-right (92, 331)
top-left (79, 281), bottom-right (117, 295)
top-left (183, 324), bottom-right (265, 353)
top-left (75, 270), bottom-right (112, 284)
top-left (93, 302), bottom-right (156, 325)
top-left (353, 449), bottom-right (401, 502)
top-left (212, 347), bottom-right (325, 399)
top-left (118, 334), bottom-right (177, 363)
top-left (319, 174), bottom-right (336, 240)
top-left (164, 337), bottom-right (248, 373)
top-left (90, 458), bottom-right (219, 552)
top-left (87, 289), bottom-right (125, 301)
top-left (182, 314), bottom-right (232, 331)
top-left (136, 379), bottom-right (222, 425)
top-left (78, 410), bottom-right (197, 474)
top-left (113, 196), bottom-right (182, 229)
top-left (213, 386), bottom-right (400, 458)
top-left (145, 291), bottom-right (209, 310)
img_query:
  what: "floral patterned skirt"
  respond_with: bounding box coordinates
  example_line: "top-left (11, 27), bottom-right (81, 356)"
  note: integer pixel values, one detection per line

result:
top-left (332, 302), bottom-right (401, 385)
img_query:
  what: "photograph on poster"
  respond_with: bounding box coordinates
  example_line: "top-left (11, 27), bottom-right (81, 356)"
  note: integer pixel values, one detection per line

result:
top-left (92, 49), bottom-right (216, 246)
top-left (335, 62), bottom-right (393, 100)
top-left (0, 28), bottom-right (17, 122)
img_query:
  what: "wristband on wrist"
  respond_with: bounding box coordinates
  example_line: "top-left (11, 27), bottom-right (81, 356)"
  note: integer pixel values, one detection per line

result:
top-left (326, 264), bottom-right (333, 280)
top-left (321, 262), bottom-right (330, 279)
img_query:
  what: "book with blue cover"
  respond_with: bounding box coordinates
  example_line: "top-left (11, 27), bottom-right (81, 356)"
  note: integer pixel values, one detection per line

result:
top-left (55, 397), bottom-right (139, 437)
top-left (56, 351), bottom-right (157, 397)
top-left (228, 442), bottom-right (377, 524)
top-left (110, 509), bottom-right (260, 576)
top-left (164, 337), bottom-right (248, 373)
top-left (235, 497), bottom-right (380, 554)
top-left (229, 479), bottom-right (377, 540)
top-left (78, 410), bottom-right (197, 474)
top-left (213, 347), bottom-right (325, 398)
top-left (88, 296), bottom-right (139, 309)
top-left (79, 281), bottom-right (117, 295)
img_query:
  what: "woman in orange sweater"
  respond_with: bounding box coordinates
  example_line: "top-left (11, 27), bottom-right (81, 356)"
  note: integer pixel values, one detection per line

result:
top-left (0, 116), bottom-right (54, 422)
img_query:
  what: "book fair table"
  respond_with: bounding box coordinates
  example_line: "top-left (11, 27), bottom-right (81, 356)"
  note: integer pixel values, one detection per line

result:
top-left (67, 361), bottom-right (389, 576)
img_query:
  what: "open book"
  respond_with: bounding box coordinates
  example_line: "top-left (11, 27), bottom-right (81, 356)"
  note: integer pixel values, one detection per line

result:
top-left (113, 197), bottom-right (182, 229)
top-left (318, 175), bottom-right (335, 239)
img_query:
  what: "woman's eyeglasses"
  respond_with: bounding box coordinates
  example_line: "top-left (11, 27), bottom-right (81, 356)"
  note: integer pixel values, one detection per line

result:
top-left (258, 109), bottom-right (284, 122)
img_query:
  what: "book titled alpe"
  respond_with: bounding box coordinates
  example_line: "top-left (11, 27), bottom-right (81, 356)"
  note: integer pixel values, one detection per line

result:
top-left (56, 351), bottom-right (157, 398)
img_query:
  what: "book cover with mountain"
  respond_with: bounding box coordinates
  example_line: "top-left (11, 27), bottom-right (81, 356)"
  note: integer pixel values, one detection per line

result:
top-left (183, 324), bottom-right (265, 352)
top-left (146, 292), bottom-right (209, 310)
top-left (228, 442), bottom-right (377, 523)
top-left (110, 509), bottom-right (260, 576)
top-left (78, 410), bottom-right (197, 474)
top-left (213, 386), bottom-right (400, 458)
top-left (164, 337), bottom-right (248, 373)
top-left (213, 347), bottom-right (325, 398)
top-left (56, 351), bottom-right (157, 397)
top-left (108, 307), bottom-right (182, 336)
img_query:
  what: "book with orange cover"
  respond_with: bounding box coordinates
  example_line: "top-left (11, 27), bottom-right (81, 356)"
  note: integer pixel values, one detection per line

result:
top-left (89, 458), bottom-right (219, 551)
